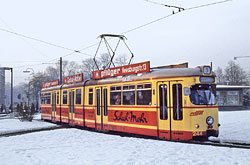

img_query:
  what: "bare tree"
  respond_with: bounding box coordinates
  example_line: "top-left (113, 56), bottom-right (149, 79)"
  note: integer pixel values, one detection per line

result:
top-left (28, 72), bottom-right (48, 105)
top-left (65, 61), bottom-right (81, 76)
top-left (214, 67), bottom-right (224, 84)
top-left (224, 60), bottom-right (247, 85)
top-left (114, 54), bottom-right (130, 66)
top-left (80, 58), bottom-right (98, 75)
top-left (45, 66), bottom-right (58, 81)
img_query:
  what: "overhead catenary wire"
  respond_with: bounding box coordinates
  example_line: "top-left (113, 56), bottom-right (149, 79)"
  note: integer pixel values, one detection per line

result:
top-left (1, 0), bottom-right (232, 68)
top-left (0, 18), bottom-right (50, 59)
top-left (123, 0), bottom-right (232, 34)
top-left (0, 27), bottom-right (92, 57)
top-left (58, 0), bottom-right (233, 62)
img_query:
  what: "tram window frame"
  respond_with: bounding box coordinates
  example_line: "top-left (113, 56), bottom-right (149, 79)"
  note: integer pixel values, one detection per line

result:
top-left (96, 89), bottom-right (100, 115)
top-left (123, 85), bottom-right (135, 105)
top-left (41, 93), bottom-right (45, 104)
top-left (41, 93), bottom-right (51, 104)
top-left (104, 89), bottom-right (108, 116)
top-left (137, 83), bottom-right (152, 105)
top-left (56, 92), bottom-right (59, 105)
top-left (89, 88), bottom-right (93, 105)
top-left (173, 84), bottom-right (183, 120)
top-left (110, 86), bottom-right (121, 105)
top-left (159, 84), bottom-right (168, 120)
top-left (63, 90), bottom-right (67, 104)
top-left (76, 89), bottom-right (81, 105)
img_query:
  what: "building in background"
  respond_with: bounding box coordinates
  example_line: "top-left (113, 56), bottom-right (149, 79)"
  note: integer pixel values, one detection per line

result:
top-left (216, 85), bottom-right (250, 111)
top-left (0, 67), bottom-right (5, 105)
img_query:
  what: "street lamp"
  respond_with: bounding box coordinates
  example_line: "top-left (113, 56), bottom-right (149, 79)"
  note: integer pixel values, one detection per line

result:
top-left (23, 68), bottom-right (34, 74)
top-left (23, 68), bottom-right (34, 108)
top-left (234, 56), bottom-right (250, 60)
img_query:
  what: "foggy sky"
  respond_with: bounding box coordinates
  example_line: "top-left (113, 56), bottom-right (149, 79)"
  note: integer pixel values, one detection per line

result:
top-left (0, 0), bottom-right (249, 85)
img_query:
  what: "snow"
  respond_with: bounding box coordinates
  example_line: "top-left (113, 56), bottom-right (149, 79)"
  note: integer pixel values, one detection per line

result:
top-left (217, 110), bottom-right (250, 144)
top-left (0, 114), bottom-right (57, 135)
top-left (0, 111), bottom-right (250, 164)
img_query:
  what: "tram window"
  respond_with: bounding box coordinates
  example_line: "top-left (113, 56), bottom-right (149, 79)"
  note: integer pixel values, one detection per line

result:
top-left (41, 93), bottom-right (51, 104)
top-left (189, 84), bottom-right (216, 105)
top-left (123, 85), bottom-right (135, 105)
top-left (137, 85), bottom-right (143, 89)
top-left (137, 84), bottom-right (152, 105)
top-left (41, 94), bottom-right (45, 104)
top-left (159, 84), bottom-right (168, 120)
top-left (96, 89), bottom-right (100, 115)
top-left (56, 92), bottom-right (59, 104)
top-left (104, 89), bottom-right (108, 116)
top-left (63, 90), bottom-right (67, 104)
top-left (76, 89), bottom-right (81, 105)
top-left (110, 86), bottom-right (121, 105)
top-left (123, 86), bottom-right (129, 90)
top-left (145, 84), bottom-right (151, 88)
top-left (173, 84), bottom-right (183, 120)
top-left (89, 88), bottom-right (93, 105)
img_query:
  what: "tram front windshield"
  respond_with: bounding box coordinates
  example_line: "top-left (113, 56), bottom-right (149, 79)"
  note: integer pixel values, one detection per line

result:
top-left (190, 84), bottom-right (216, 105)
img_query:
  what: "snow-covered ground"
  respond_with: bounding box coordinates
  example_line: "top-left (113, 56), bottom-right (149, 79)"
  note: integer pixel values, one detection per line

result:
top-left (0, 111), bottom-right (250, 165)
top-left (0, 114), bottom-right (57, 135)
top-left (218, 110), bottom-right (250, 144)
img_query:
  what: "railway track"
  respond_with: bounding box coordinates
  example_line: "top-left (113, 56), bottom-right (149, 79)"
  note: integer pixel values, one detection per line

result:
top-left (187, 139), bottom-right (250, 150)
top-left (1, 118), bottom-right (249, 149)
top-left (0, 125), bottom-right (66, 138)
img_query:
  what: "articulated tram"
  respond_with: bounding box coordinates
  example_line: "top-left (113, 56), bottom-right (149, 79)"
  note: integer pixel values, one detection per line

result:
top-left (41, 62), bottom-right (219, 141)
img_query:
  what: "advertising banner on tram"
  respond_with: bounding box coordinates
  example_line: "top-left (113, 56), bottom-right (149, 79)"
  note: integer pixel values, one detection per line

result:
top-left (92, 61), bottom-right (150, 79)
top-left (42, 79), bottom-right (59, 88)
top-left (64, 73), bottom-right (83, 84)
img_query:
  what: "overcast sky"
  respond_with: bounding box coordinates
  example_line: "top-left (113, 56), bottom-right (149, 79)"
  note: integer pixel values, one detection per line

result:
top-left (0, 0), bottom-right (249, 85)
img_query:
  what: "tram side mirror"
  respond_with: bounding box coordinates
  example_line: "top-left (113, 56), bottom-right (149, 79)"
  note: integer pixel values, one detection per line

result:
top-left (184, 87), bottom-right (191, 96)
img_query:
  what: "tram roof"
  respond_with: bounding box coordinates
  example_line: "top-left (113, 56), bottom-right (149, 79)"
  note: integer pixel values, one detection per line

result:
top-left (86, 67), bottom-right (215, 86)
top-left (41, 67), bottom-right (215, 91)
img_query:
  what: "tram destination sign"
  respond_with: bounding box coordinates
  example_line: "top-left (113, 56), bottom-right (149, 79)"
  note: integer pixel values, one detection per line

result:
top-left (92, 61), bottom-right (150, 79)
top-left (42, 79), bottom-right (59, 88)
top-left (64, 73), bottom-right (83, 84)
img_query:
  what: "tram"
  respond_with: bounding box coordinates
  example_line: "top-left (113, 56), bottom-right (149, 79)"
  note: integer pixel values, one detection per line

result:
top-left (41, 61), bottom-right (219, 141)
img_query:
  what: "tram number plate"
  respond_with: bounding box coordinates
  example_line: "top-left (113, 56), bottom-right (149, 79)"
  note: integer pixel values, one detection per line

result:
top-left (193, 131), bottom-right (203, 136)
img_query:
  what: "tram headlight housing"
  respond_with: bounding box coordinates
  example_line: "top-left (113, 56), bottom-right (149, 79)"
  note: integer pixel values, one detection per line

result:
top-left (206, 116), bottom-right (214, 125)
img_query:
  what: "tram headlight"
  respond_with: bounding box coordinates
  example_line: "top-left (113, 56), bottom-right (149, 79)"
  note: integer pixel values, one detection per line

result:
top-left (206, 116), bottom-right (214, 125)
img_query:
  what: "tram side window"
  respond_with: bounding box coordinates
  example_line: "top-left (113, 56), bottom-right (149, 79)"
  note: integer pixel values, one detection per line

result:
top-left (89, 88), bottom-right (93, 105)
top-left (96, 89), bottom-right (100, 115)
top-left (56, 92), bottom-right (59, 104)
top-left (159, 84), bottom-right (168, 120)
top-left (104, 89), bottom-right (108, 116)
top-left (63, 91), bottom-right (67, 104)
top-left (110, 86), bottom-right (121, 105)
top-left (41, 94), bottom-right (45, 104)
top-left (173, 84), bottom-right (183, 120)
top-left (123, 85), bottom-right (135, 105)
top-left (137, 84), bottom-right (152, 105)
top-left (41, 93), bottom-right (51, 104)
top-left (76, 89), bottom-right (81, 104)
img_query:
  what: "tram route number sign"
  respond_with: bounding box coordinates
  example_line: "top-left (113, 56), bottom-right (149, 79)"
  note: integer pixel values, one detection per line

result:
top-left (92, 61), bottom-right (150, 79)
top-left (64, 73), bottom-right (83, 84)
top-left (42, 79), bottom-right (59, 88)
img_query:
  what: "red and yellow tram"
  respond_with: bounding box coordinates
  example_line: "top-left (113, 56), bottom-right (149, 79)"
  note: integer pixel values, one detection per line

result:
top-left (41, 62), bottom-right (219, 141)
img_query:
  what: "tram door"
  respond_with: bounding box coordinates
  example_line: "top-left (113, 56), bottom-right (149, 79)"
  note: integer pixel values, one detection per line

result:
top-left (51, 92), bottom-right (56, 121)
top-left (69, 90), bottom-right (75, 125)
top-left (95, 87), bottom-right (108, 131)
top-left (157, 81), bottom-right (183, 140)
top-left (157, 82), bottom-right (171, 140)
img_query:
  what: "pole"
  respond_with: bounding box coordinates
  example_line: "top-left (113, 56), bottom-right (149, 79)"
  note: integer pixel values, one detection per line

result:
top-left (60, 57), bottom-right (62, 85)
top-left (11, 68), bottom-right (13, 113)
